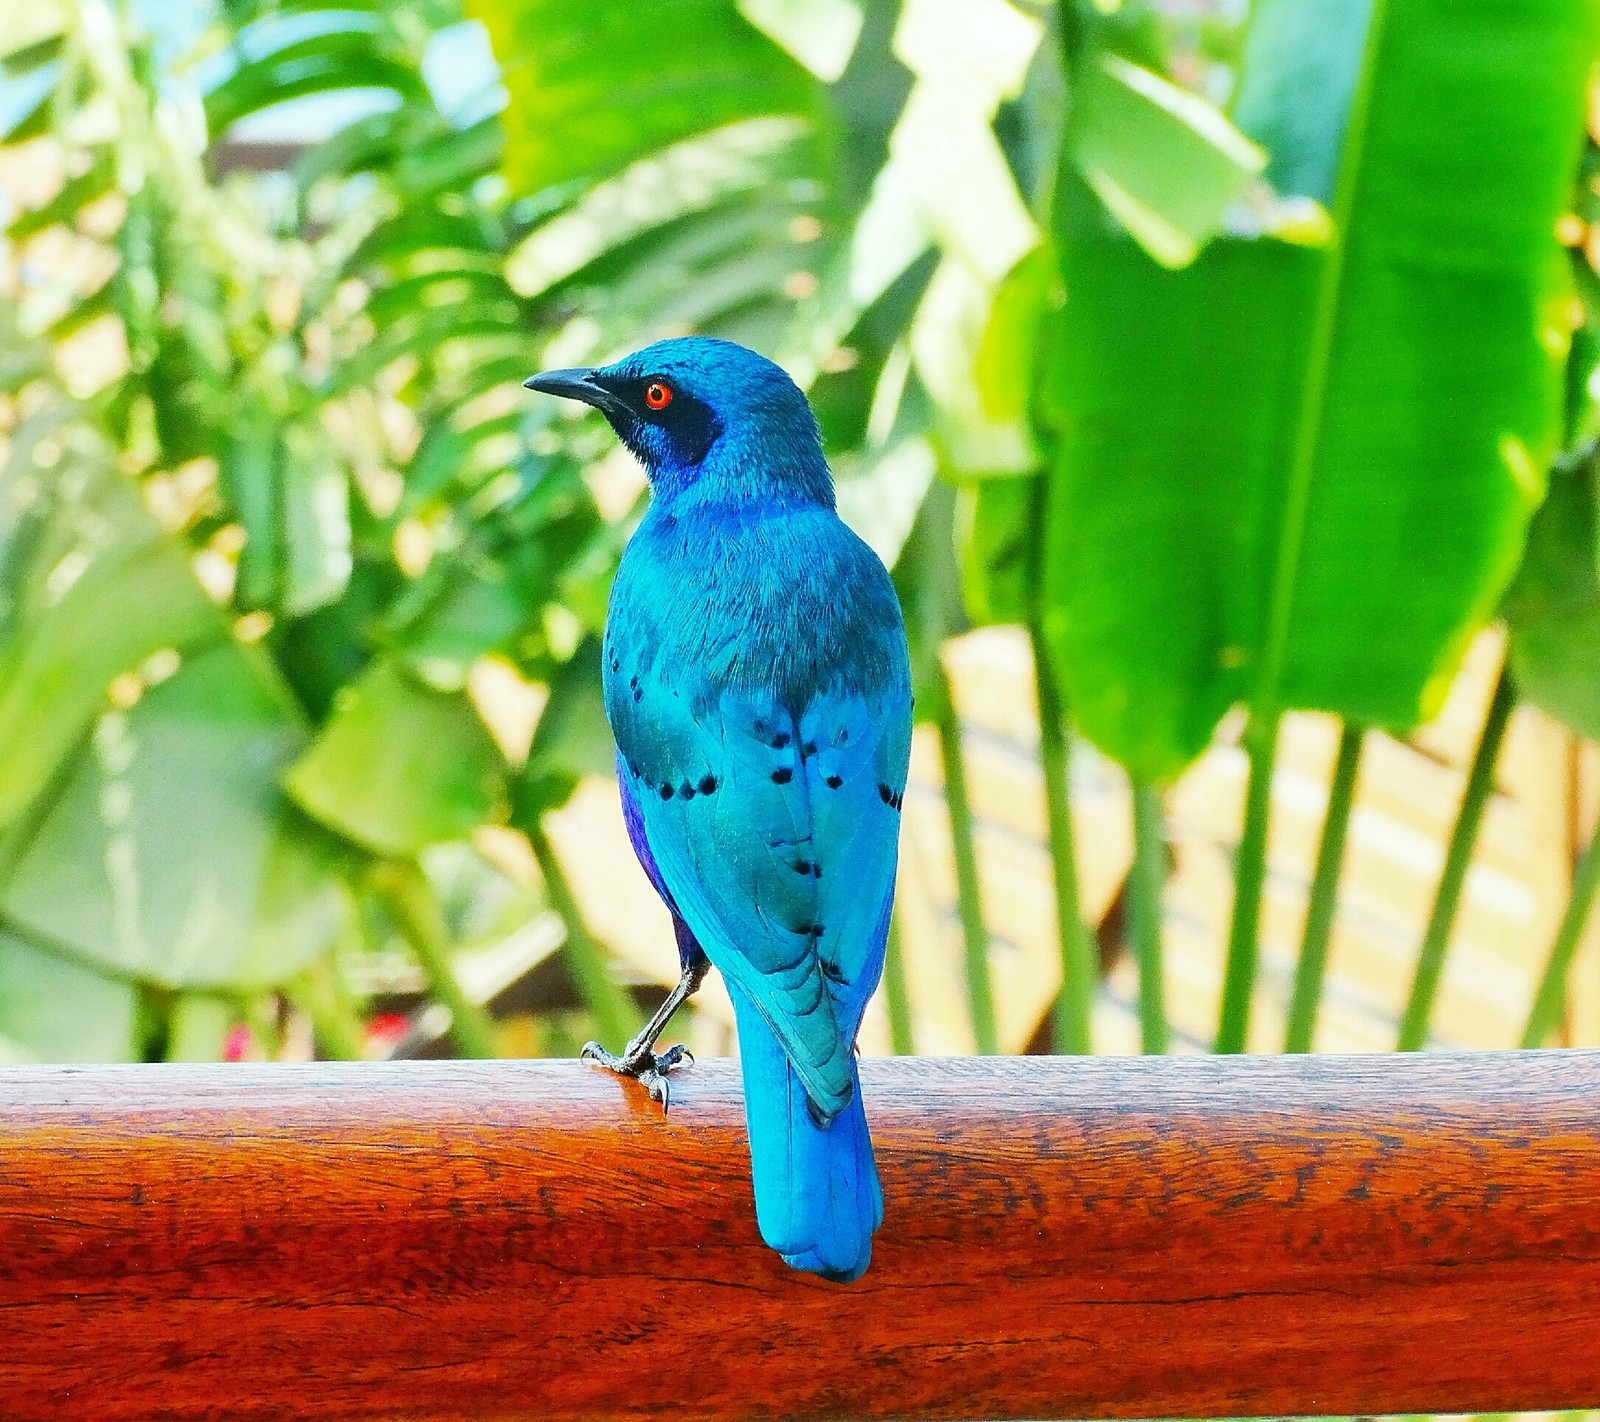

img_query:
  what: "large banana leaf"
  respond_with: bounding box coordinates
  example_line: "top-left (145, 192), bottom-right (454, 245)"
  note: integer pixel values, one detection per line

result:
top-left (1041, 0), bottom-right (1596, 783)
top-left (0, 644), bottom-right (349, 991)
top-left (471, 0), bottom-right (824, 197)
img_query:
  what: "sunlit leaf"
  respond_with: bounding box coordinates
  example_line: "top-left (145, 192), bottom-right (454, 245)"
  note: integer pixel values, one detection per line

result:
top-left (516, 636), bottom-right (612, 814)
top-left (0, 432), bottom-right (224, 834)
top-left (204, 30), bottom-right (427, 136)
top-left (166, 993), bottom-right (237, 1063)
top-left (1043, 0), bottom-right (1594, 780)
top-left (285, 658), bottom-right (508, 855)
top-left (471, 0), bottom-right (823, 196)
top-left (1069, 51), bottom-right (1266, 270)
top-left (738, 0), bottom-right (863, 82)
top-left (1, 644), bottom-right (344, 991)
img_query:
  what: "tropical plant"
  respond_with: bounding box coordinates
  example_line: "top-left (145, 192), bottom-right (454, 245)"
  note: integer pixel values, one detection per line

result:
top-left (486, 0), bottom-right (1294, 1053)
top-left (0, 0), bottom-right (638, 1060)
top-left (3, 0), bottom-right (1598, 1071)
top-left (1033, 0), bottom-right (1596, 1053)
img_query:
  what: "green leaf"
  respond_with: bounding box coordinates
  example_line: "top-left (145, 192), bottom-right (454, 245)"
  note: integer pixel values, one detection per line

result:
top-left (885, 0), bottom-right (1042, 285)
top-left (958, 474), bottom-right (1037, 628)
top-left (891, 479), bottom-right (968, 721)
top-left (1069, 50), bottom-right (1266, 270)
top-left (471, 0), bottom-right (824, 196)
top-left (1506, 449), bottom-right (1600, 738)
top-left (1043, 235), bottom-right (1315, 774)
top-left (0, 435), bottom-right (224, 833)
top-left (290, 101), bottom-right (434, 192)
top-left (396, 411), bottom-right (527, 518)
top-left (0, 302), bottom-right (48, 392)
top-left (911, 258), bottom-right (1039, 476)
top-left (580, 191), bottom-right (827, 350)
top-left (366, 267), bottom-right (519, 330)
top-left (0, 644), bottom-right (346, 991)
top-left (973, 243), bottom-right (1056, 440)
top-left (0, 74), bottom-right (56, 144)
top-left (0, 30), bottom-right (64, 81)
top-left (281, 422), bottom-right (353, 616)
top-left (347, 206), bottom-right (507, 280)
top-left (389, 559), bottom-right (534, 683)
top-left (505, 116), bottom-right (816, 298)
top-left (833, 435), bottom-right (936, 568)
top-left (1231, 0), bottom-right (1371, 206)
top-left (1042, 0), bottom-right (1595, 781)
top-left (222, 415), bottom-right (353, 616)
top-left (738, 0), bottom-right (862, 82)
top-left (801, 247), bottom-right (937, 451)
top-left (326, 303), bottom-right (527, 395)
top-left (394, 116), bottom-right (503, 199)
top-left (6, 151), bottom-right (114, 240)
top-left (285, 658), bottom-right (507, 855)
top-left (0, 930), bottom-right (140, 1063)
top-left (204, 31), bottom-right (427, 136)
top-left (1505, 448), bottom-right (1600, 622)
top-left (516, 637), bottom-right (613, 815)
top-left (222, 415), bottom-right (283, 612)
top-left (913, 242), bottom-right (1056, 477)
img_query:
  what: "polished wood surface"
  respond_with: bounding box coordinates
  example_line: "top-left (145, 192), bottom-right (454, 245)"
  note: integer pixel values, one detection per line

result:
top-left (1, 1052), bottom-right (1597, 1418)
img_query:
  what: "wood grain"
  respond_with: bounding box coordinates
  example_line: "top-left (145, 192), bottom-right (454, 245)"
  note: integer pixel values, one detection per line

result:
top-left (1, 1052), bottom-right (1598, 1419)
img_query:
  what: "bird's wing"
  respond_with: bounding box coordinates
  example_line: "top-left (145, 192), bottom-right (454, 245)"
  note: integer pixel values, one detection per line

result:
top-left (608, 657), bottom-right (908, 1121)
top-left (796, 685), bottom-right (911, 1030)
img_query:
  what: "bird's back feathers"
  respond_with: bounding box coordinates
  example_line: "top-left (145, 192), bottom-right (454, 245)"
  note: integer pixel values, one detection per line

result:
top-left (605, 499), bottom-right (911, 1121)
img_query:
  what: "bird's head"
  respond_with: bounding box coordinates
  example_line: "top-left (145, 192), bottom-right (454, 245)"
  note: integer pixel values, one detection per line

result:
top-left (524, 337), bottom-right (831, 505)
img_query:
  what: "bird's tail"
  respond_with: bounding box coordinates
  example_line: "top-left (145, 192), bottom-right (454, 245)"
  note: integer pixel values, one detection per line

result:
top-left (730, 989), bottom-right (883, 1283)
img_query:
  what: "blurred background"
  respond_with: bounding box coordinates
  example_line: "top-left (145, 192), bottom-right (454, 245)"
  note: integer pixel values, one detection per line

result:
top-left (1, 0), bottom-right (1598, 1090)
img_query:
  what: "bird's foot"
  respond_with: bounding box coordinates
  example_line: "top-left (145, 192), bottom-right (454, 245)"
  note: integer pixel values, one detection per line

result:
top-left (580, 1039), bottom-right (694, 1110)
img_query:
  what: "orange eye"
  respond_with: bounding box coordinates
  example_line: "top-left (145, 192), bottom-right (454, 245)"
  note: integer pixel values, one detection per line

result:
top-left (644, 380), bottom-right (673, 411)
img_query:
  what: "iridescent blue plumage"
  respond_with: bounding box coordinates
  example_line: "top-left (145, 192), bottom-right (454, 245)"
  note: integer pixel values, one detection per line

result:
top-left (526, 337), bottom-right (911, 1282)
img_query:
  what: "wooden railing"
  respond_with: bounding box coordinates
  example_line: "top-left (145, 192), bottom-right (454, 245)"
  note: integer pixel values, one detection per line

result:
top-left (1, 1052), bottom-right (1597, 1419)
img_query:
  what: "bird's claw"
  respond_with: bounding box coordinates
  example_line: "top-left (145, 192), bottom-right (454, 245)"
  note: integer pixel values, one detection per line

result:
top-left (655, 1043), bottom-right (694, 1072)
top-left (580, 1039), bottom-right (694, 1112)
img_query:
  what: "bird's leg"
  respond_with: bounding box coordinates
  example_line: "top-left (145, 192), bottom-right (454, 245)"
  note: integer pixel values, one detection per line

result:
top-left (581, 954), bottom-right (709, 1109)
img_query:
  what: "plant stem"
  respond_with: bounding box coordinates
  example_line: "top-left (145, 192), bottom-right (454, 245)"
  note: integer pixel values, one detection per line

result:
top-left (525, 821), bottom-right (636, 1052)
top-left (1285, 721), bottom-right (1365, 1052)
top-left (296, 957), bottom-right (368, 1061)
top-left (882, 911), bottom-right (915, 1055)
top-left (1032, 624), bottom-right (1096, 1054)
top-left (377, 860), bottom-right (499, 1060)
top-left (165, 994), bottom-right (235, 1063)
top-left (1521, 823), bottom-right (1600, 1048)
top-left (1220, 0), bottom-right (1389, 1055)
top-left (1216, 715), bottom-right (1280, 1053)
top-left (934, 659), bottom-right (998, 1054)
top-left (135, 982), bottom-right (174, 1064)
top-left (1397, 668), bottom-right (1516, 1051)
top-left (1129, 780), bottom-right (1168, 1055)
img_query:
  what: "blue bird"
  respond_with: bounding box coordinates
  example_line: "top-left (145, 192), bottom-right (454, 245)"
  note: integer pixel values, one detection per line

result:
top-left (525, 337), bottom-right (911, 1283)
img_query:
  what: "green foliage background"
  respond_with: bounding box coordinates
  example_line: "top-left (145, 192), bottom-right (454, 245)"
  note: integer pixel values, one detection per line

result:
top-left (1, 0), bottom-right (1598, 1067)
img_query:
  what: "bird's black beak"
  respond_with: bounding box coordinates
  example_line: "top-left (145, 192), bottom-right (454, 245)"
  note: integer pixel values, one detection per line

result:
top-left (523, 366), bottom-right (614, 412)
